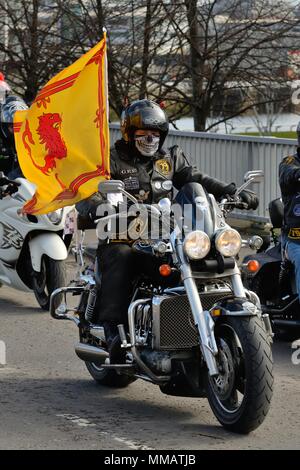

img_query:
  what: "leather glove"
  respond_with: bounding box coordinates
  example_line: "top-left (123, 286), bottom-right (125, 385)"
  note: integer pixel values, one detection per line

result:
top-left (239, 189), bottom-right (259, 210)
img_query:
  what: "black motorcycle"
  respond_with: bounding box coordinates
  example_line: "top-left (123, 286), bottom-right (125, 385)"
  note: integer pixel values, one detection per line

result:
top-left (242, 198), bottom-right (300, 332)
top-left (50, 172), bottom-right (273, 434)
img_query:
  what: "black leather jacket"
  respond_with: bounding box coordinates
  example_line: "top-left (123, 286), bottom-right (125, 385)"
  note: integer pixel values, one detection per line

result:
top-left (0, 141), bottom-right (21, 178)
top-left (279, 148), bottom-right (300, 241)
top-left (77, 139), bottom-right (236, 218)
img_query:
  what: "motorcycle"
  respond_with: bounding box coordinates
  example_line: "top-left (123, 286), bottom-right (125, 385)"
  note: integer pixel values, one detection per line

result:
top-left (0, 172), bottom-right (71, 310)
top-left (242, 197), bottom-right (300, 332)
top-left (50, 171), bottom-right (274, 434)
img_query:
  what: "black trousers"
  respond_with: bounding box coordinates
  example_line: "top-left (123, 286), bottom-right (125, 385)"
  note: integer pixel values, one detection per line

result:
top-left (96, 243), bottom-right (163, 324)
top-left (95, 182), bottom-right (203, 325)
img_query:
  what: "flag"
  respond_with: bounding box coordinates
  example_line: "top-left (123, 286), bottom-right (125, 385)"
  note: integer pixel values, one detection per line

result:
top-left (13, 34), bottom-right (110, 215)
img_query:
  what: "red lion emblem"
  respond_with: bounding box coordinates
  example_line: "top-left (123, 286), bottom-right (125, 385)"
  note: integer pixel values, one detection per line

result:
top-left (36, 113), bottom-right (67, 175)
top-left (22, 114), bottom-right (67, 189)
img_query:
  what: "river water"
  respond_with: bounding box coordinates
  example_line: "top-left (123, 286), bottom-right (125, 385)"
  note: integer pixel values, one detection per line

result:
top-left (172, 113), bottom-right (300, 134)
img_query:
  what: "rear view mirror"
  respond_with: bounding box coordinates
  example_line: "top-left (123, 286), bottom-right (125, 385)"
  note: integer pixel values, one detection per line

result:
top-left (244, 170), bottom-right (264, 183)
top-left (98, 180), bottom-right (125, 194)
top-left (236, 170), bottom-right (264, 197)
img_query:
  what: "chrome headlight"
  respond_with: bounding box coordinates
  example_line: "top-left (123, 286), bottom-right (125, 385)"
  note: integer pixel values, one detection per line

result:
top-left (183, 230), bottom-right (211, 260)
top-left (215, 229), bottom-right (242, 257)
top-left (47, 209), bottom-right (63, 225)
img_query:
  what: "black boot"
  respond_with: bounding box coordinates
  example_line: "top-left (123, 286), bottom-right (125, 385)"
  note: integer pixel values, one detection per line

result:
top-left (103, 321), bottom-right (119, 347)
top-left (103, 321), bottom-right (126, 364)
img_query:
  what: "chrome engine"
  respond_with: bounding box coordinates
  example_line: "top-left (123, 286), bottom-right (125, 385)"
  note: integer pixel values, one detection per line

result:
top-left (133, 286), bottom-right (232, 352)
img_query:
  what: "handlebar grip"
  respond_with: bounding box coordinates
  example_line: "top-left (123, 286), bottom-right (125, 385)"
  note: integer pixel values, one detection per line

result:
top-left (235, 201), bottom-right (249, 210)
top-left (0, 177), bottom-right (21, 187)
top-left (0, 183), bottom-right (20, 198)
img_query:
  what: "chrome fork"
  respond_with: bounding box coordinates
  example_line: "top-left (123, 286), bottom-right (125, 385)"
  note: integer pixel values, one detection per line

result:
top-left (174, 239), bottom-right (219, 376)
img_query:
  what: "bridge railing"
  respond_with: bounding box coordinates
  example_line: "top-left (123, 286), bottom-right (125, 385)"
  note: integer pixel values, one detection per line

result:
top-left (109, 124), bottom-right (297, 222)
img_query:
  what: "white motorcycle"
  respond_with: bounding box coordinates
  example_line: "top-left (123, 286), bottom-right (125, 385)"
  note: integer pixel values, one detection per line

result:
top-left (0, 172), bottom-right (71, 310)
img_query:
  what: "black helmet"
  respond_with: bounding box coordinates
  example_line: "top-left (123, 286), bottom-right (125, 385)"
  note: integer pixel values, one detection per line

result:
top-left (120, 99), bottom-right (169, 148)
top-left (0, 94), bottom-right (28, 145)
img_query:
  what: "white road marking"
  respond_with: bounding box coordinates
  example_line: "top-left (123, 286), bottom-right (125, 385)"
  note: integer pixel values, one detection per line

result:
top-left (57, 414), bottom-right (96, 428)
top-left (56, 414), bottom-right (153, 450)
top-left (0, 366), bottom-right (18, 374)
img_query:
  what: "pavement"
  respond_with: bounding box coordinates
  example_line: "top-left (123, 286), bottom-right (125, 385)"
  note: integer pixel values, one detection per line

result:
top-left (0, 225), bottom-right (300, 450)
top-left (0, 253), bottom-right (299, 450)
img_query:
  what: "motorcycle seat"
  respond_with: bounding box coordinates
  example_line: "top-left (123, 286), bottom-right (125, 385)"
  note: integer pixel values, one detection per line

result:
top-left (269, 198), bottom-right (283, 229)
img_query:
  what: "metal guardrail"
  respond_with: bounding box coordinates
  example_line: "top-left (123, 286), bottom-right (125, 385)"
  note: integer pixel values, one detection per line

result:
top-left (109, 123), bottom-right (298, 223)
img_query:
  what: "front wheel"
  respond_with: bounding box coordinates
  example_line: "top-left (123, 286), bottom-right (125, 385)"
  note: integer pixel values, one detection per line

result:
top-left (33, 256), bottom-right (66, 311)
top-left (206, 316), bottom-right (273, 434)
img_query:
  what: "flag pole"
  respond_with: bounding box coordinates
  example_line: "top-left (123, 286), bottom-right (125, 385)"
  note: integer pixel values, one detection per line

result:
top-left (103, 27), bottom-right (109, 122)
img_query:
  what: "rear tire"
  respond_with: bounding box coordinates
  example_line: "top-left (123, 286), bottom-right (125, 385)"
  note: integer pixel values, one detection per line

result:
top-left (206, 315), bottom-right (273, 434)
top-left (33, 256), bottom-right (66, 311)
top-left (85, 361), bottom-right (134, 388)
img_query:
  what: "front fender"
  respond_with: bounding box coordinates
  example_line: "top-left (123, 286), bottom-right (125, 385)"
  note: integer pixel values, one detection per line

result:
top-left (211, 297), bottom-right (273, 342)
top-left (211, 297), bottom-right (259, 318)
top-left (29, 233), bottom-right (68, 272)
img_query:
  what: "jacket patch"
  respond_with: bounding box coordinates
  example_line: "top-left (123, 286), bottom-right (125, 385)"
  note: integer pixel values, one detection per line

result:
top-left (133, 189), bottom-right (150, 202)
top-left (294, 204), bottom-right (300, 216)
top-left (288, 227), bottom-right (300, 239)
top-left (284, 155), bottom-right (296, 165)
top-left (155, 159), bottom-right (172, 175)
top-left (123, 176), bottom-right (139, 191)
top-left (120, 168), bottom-right (138, 175)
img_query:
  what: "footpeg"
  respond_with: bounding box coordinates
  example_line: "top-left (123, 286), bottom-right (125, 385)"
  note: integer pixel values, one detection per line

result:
top-left (118, 324), bottom-right (131, 348)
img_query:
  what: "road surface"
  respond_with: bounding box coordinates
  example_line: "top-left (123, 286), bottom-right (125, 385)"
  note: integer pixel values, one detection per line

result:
top-left (0, 260), bottom-right (299, 450)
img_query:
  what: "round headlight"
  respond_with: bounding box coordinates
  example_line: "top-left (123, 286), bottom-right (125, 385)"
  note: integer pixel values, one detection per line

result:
top-left (215, 229), bottom-right (242, 257)
top-left (47, 209), bottom-right (63, 225)
top-left (183, 230), bottom-right (211, 260)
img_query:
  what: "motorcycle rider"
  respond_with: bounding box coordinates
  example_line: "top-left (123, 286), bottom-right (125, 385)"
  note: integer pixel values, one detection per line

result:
top-left (77, 99), bottom-right (259, 361)
top-left (279, 121), bottom-right (300, 299)
top-left (0, 93), bottom-right (28, 179)
top-left (0, 72), bottom-right (11, 102)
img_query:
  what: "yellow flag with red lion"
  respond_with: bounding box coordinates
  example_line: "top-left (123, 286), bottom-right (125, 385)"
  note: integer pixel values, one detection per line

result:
top-left (14, 34), bottom-right (110, 215)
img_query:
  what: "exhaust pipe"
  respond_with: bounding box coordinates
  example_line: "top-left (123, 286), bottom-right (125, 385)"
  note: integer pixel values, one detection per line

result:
top-left (263, 296), bottom-right (298, 316)
top-left (274, 319), bottom-right (300, 327)
top-left (75, 342), bottom-right (109, 364)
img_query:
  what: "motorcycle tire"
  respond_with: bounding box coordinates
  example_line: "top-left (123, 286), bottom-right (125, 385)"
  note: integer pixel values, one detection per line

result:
top-left (206, 315), bottom-right (273, 434)
top-left (33, 256), bottom-right (66, 311)
top-left (85, 361), bottom-right (135, 388)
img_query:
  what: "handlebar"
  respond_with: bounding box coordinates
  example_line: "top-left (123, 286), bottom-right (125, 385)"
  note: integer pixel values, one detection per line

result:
top-left (94, 202), bottom-right (162, 225)
top-left (0, 176), bottom-right (20, 187)
top-left (0, 175), bottom-right (20, 199)
top-left (220, 195), bottom-right (249, 212)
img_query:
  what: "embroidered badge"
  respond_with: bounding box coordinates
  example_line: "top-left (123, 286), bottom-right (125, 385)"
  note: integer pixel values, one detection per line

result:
top-left (134, 189), bottom-right (150, 202)
top-left (120, 168), bottom-right (138, 176)
top-left (284, 156), bottom-right (295, 165)
top-left (123, 176), bottom-right (139, 191)
top-left (162, 180), bottom-right (173, 191)
top-left (288, 227), bottom-right (300, 239)
top-left (294, 204), bottom-right (300, 217)
top-left (155, 159), bottom-right (171, 175)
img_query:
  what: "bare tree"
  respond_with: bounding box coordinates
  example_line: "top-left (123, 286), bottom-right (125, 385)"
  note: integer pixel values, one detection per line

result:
top-left (158, 0), bottom-right (300, 131)
top-left (2, 0), bottom-right (299, 132)
top-left (59, 0), bottom-right (182, 119)
top-left (0, 0), bottom-right (80, 102)
top-left (55, 0), bottom-right (136, 115)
